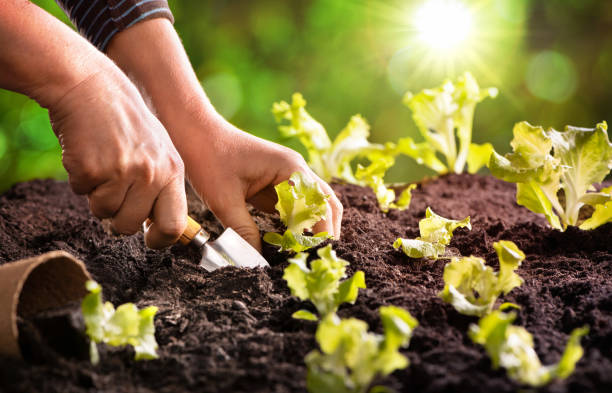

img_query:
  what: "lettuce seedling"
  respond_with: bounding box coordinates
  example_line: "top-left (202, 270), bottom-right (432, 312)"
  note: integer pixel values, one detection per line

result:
top-left (263, 171), bottom-right (331, 253)
top-left (273, 93), bottom-right (383, 184)
top-left (306, 306), bottom-right (418, 393)
top-left (82, 280), bottom-right (158, 365)
top-left (393, 207), bottom-right (471, 259)
top-left (355, 152), bottom-right (417, 213)
top-left (439, 240), bottom-right (525, 316)
top-left (402, 72), bottom-right (497, 174)
top-left (283, 245), bottom-right (366, 321)
top-left (469, 311), bottom-right (588, 387)
top-left (273, 93), bottom-right (415, 213)
top-left (489, 121), bottom-right (612, 230)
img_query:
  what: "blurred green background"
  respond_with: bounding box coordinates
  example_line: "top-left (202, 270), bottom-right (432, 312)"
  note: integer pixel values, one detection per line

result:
top-left (1, 0), bottom-right (611, 191)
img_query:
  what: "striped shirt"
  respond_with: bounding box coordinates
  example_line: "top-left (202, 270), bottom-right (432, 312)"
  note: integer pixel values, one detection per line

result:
top-left (55, 0), bottom-right (174, 51)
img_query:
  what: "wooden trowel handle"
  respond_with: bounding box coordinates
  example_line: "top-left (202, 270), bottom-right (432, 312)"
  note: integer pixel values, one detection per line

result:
top-left (144, 216), bottom-right (210, 247)
top-left (179, 216), bottom-right (203, 245)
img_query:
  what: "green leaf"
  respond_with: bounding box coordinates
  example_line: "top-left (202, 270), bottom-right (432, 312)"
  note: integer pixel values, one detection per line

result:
top-left (264, 230), bottom-right (330, 253)
top-left (336, 271), bottom-right (366, 307)
top-left (283, 245), bottom-right (365, 319)
top-left (516, 181), bottom-right (563, 230)
top-left (393, 238), bottom-right (445, 259)
top-left (439, 241), bottom-right (524, 317)
top-left (264, 171), bottom-right (331, 253)
top-left (272, 94), bottom-right (386, 184)
top-left (395, 137), bottom-right (447, 174)
top-left (489, 120), bottom-right (612, 230)
top-left (292, 309), bottom-right (319, 321)
top-left (356, 159), bottom-right (417, 213)
top-left (467, 142), bottom-right (494, 174)
top-left (306, 308), bottom-right (417, 393)
top-left (275, 172), bottom-right (329, 233)
top-left (580, 186), bottom-right (612, 229)
top-left (403, 72), bottom-right (496, 173)
top-left (419, 207), bottom-right (471, 245)
top-left (394, 208), bottom-right (470, 260)
top-left (549, 122), bottom-right (612, 225)
top-left (469, 311), bottom-right (588, 387)
top-left (493, 240), bottom-right (525, 294)
top-left (554, 326), bottom-right (589, 379)
top-left (81, 280), bottom-right (159, 364)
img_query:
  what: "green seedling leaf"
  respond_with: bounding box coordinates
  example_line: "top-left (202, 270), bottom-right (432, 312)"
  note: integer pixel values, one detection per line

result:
top-left (273, 94), bottom-right (414, 213)
top-left (580, 186), bottom-right (612, 229)
top-left (403, 72), bottom-right (497, 174)
top-left (438, 240), bottom-right (525, 316)
top-left (469, 311), bottom-right (588, 387)
top-left (489, 121), bottom-right (612, 230)
top-left (264, 171), bottom-right (331, 253)
top-left (356, 157), bottom-right (417, 213)
top-left (306, 308), bottom-right (418, 393)
top-left (273, 93), bottom-right (384, 184)
top-left (394, 207), bottom-right (471, 259)
top-left (283, 245), bottom-right (366, 320)
top-left (467, 142), bottom-right (494, 174)
top-left (292, 309), bottom-right (319, 321)
top-left (82, 280), bottom-right (159, 364)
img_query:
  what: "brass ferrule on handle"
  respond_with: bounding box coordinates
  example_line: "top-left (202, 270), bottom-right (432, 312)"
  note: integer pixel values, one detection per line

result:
top-left (144, 216), bottom-right (210, 248)
top-left (179, 216), bottom-right (210, 248)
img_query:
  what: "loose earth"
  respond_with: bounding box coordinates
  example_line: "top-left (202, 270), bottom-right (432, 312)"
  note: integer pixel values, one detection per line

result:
top-left (0, 174), bottom-right (610, 393)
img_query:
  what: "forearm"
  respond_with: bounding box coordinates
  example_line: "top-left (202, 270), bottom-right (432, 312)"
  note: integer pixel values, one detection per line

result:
top-left (0, 0), bottom-right (113, 108)
top-left (106, 18), bottom-right (223, 155)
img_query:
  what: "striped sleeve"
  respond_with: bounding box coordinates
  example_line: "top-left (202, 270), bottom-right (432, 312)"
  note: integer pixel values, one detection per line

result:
top-left (55, 0), bottom-right (174, 52)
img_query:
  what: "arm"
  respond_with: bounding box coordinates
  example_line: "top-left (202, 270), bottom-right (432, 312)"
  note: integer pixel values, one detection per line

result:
top-left (106, 19), bottom-right (343, 251)
top-left (0, 0), bottom-right (187, 248)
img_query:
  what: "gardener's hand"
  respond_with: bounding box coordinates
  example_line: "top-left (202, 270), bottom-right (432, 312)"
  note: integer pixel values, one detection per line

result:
top-left (181, 118), bottom-right (342, 251)
top-left (48, 69), bottom-right (188, 249)
top-left (107, 18), bottom-right (343, 251)
top-left (0, 1), bottom-right (187, 249)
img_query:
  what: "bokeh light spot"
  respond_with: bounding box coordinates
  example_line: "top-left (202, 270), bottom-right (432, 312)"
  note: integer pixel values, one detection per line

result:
top-left (414, 0), bottom-right (473, 50)
top-left (201, 72), bottom-right (243, 119)
top-left (526, 50), bottom-right (577, 103)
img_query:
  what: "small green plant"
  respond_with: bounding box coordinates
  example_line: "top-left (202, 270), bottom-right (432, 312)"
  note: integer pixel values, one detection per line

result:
top-left (580, 185), bottom-right (612, 229)
top-left (489, 121), bottom-right (612, 230)
top-left (438, 240), bottom-right (525, 317)
top-left (306, 307), bottom-right (418, 393)
top-left (469, 311), bottom-right (588, 387)
top-left (393, 207), bottom-right (471, 259)
top-left (273, 94), bottom-right (416, 213)
top-left (401, 72), bottom-right (497, 174)
top-left (263, 171), bottom-right (331, 253)
top-left (82, 280), bottom-right (159, 365)
top-left (283, 245), bottom-right (365, 321)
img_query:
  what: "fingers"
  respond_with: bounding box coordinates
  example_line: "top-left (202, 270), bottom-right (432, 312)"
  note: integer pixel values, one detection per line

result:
top-left (144, 177), bottom-right (188, 249)
top-left (311, 175), bottom-right (343, 240)
top-left (209, 196), bottom-right (262, 253)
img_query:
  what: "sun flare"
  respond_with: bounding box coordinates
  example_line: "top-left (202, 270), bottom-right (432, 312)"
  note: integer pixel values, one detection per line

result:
top-left (414, 0), bottom-right (473, 50)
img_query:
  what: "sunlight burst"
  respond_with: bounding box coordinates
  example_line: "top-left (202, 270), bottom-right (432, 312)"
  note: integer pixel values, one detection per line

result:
top-left (414, 0), bottom-right (473, 50)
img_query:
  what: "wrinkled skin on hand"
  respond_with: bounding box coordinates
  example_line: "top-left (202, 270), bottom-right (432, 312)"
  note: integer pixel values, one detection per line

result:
top-left (48, 70), bottom-right (187, 249)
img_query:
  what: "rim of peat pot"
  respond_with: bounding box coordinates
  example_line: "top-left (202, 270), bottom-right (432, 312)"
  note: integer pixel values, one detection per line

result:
top-left (0, 250), bottom-right (91, 358)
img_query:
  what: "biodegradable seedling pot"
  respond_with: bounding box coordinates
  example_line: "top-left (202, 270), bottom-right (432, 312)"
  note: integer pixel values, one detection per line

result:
top-left (0, 251), bottom-right (91, 358)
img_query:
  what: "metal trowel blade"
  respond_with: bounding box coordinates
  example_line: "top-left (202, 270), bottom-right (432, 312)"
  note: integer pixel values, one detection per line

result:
top-left (199, 228), bottom-right (269, 271)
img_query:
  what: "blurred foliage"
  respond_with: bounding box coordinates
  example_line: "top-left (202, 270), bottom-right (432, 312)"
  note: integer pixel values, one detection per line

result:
top-left (1, 0), bottom-right (612, 191)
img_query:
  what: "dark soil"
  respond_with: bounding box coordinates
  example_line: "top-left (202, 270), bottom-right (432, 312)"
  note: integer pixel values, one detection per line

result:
top-left (0, 174), bottom-right (610, 393)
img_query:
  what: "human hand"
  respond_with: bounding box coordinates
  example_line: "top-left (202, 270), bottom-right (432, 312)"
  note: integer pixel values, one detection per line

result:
top-left (178, 118), bottom-right (343, 252)
top-left (48, 69), bottom-right (187, 249)
top-left (105, 18), bottom-right (342, 251)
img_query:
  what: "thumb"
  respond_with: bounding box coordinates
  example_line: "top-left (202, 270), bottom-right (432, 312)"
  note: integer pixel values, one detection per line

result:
top-left (210, 197), bottom-right (262, 253)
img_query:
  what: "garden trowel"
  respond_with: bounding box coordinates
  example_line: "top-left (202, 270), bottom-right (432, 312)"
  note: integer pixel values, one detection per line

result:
top-left (146, 216), bottom-right (269, 272)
